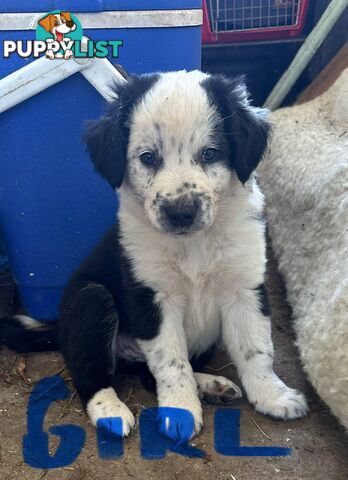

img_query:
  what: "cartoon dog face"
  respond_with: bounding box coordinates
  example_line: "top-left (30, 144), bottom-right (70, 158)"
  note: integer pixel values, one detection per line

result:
top-left (38, 12), bottom-right (76, 41)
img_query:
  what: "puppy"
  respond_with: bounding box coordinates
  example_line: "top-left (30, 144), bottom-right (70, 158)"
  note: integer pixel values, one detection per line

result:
top-left (38, 11), bottom-right (76, 59)
top-left (1, 71), bottom-right (308, 441)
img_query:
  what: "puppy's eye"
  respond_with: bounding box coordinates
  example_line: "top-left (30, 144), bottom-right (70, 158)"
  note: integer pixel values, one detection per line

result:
top-left (202, 148), bottom-right (220, 163)
top-left (139, 151), bottom-right (156, 167)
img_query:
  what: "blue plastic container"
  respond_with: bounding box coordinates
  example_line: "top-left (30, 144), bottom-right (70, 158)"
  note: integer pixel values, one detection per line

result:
top-left (0, 0), bottom-right (202, 321)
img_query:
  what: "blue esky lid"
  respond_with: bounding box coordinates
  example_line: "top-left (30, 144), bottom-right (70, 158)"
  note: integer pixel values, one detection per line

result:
top-left (0, 0), bottom-right (202, 14)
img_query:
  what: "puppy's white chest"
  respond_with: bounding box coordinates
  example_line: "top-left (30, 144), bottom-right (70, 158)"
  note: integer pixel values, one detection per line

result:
top-left (172, 252), bottom-right (223, 356)
top-left (184, 286), bottom-right (221, 357)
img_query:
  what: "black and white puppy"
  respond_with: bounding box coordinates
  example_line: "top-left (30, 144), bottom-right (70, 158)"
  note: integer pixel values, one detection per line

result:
top-left (2, 71), bottom-right (308, 441)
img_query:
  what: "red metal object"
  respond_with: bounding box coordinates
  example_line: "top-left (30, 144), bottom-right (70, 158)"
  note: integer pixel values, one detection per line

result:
top-left (203, 0), bottom-right (309, 44)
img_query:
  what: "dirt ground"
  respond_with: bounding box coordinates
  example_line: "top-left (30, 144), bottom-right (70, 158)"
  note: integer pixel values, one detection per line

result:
top-left (0, 244), bottom-right (347, 480)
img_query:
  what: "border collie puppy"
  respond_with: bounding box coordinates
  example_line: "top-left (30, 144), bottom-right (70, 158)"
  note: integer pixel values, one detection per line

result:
top-left (1, 71), bottom-right (308, 441)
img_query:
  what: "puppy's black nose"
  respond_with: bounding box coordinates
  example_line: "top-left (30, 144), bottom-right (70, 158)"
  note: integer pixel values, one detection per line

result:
top-left (162, 197), bottom-right (199, 229)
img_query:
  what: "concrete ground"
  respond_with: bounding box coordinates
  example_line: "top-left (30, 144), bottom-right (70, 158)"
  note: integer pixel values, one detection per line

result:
top-left (0, 243), bottom-right (347, 480)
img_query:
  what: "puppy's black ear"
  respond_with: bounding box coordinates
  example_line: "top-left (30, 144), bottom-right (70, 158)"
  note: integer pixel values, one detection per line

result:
top-left (84, 114), bottom-right (126, 189)
top-left (84, 73), bottom-right (160, 190)
top-left (228, 85), bottom-right (271, 183)
top-left (202, 75), bottom-right (272, 183)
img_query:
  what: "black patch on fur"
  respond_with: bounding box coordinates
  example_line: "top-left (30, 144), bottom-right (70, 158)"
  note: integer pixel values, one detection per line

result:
top-left (250, 210), bottom-right (266, 224)
top-left (201, 74), bottom-right (272, 183)
top-left (84, 74), bottom-right (160, 189)
top-left (245, 349), bottom-right (261, 361)
top-left (59, 282), bottom-right (120, 405)
top-left (60, 225), bottom-right (161, 341)
top-left (255, 283), bottom-right (271, 317)
top-left (190, 346), bottom-right (215, 371)
top-left (0, 317), bottom-right (58, 353)
top-left (58, 225), bottom-right (161, 405)
top-left (244, 349), bottom-right (272, 361)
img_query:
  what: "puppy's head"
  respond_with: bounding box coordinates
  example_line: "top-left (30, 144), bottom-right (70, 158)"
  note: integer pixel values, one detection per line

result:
top-left (84, 71), bottom-right (271, 236)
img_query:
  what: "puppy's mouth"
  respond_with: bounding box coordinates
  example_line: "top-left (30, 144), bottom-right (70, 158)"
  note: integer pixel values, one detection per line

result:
top-left (56, 31), bottom-right (64, 41)
top-left (166, 227), bottom-right (195, 237)
top-left (159, 222), bottom-right (210, 237)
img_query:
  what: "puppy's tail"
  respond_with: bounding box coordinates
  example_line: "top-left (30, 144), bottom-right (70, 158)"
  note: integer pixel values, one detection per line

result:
top-left (0, 315), bottom-right (59, 353)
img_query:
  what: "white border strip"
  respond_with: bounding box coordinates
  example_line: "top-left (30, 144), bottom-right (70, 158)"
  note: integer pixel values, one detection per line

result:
top-left (0, 10), bottom-right (202, 31)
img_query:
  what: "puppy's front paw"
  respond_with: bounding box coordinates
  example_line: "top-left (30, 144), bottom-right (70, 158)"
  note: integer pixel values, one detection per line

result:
top-left (255, 387), bottom-right (308, 420)
top-left (87, 387), bottom-right (135, 436)
top-left (158, 396), bottom-right (203, 442)
top-left (247, 376), bottom-right (308, 420)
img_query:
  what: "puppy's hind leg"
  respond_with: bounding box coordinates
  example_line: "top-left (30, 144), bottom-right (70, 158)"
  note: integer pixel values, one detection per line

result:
top-left (59, 283), bottom-right (135, 437)
top-left (194, 372), bottom-right (242, 405)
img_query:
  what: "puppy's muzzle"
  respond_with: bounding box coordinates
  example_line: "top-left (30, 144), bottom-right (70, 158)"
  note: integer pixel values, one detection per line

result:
top-left (161, 196), bottom-right (201, 232)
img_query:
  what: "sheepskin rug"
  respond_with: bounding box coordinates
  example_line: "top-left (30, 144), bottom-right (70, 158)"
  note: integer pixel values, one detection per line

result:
top-left (258, 69), bottom-right (348, 430)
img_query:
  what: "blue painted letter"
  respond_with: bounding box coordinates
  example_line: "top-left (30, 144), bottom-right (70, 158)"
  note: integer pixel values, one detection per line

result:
top-left (214, 409), bottom-right (291, 456)
top-left (140, 407), bottom-right (205, 459)
top-left (97, 417), bottom-right (124, 459)
top-left (23, 375), bottom-right (86, 468)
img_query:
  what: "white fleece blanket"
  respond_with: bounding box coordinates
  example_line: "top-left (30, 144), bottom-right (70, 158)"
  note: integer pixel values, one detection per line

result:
top-left (258, 69), bottom-right (348, 430)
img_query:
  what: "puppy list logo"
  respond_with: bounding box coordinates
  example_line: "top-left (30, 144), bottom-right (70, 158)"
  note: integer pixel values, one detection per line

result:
top-left (3, 10), bottom-right (123, 60)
